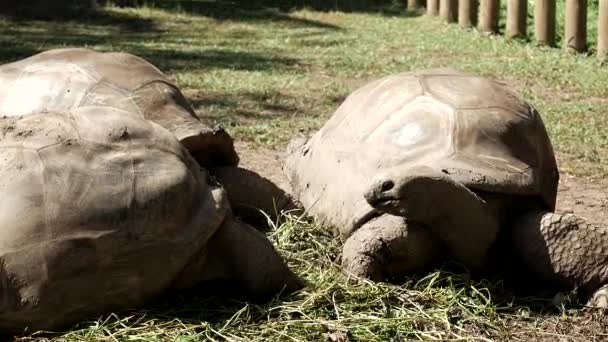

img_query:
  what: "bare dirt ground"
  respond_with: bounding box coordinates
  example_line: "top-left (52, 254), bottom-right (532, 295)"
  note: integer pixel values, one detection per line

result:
top-left (556, 173), bottom-right (608, 226)
top-left (235, 142), bottom-right (293, 194)
top-left (236, 142), bottom-right (608, 227)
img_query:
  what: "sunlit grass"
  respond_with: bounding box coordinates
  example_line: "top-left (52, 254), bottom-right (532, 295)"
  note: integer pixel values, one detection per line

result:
top-left (1, 3), bottom-right (606, 176)
top-left (2, 2), bottom-right (608, 340)
top-left (15, 214), bottom-right (608, 341)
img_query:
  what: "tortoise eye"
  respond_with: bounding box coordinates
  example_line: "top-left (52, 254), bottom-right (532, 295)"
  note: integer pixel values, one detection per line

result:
top-left (381, 180), bottom-right (394, 192)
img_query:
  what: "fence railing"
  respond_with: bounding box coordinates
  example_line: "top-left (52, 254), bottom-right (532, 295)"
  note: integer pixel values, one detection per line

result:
top-left (409, 0), bottom-right (608, 61)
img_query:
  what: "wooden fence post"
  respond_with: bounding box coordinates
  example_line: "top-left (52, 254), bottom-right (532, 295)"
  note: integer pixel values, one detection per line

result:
top-left (407, 0), bottom-right (418, 11)
top-left (479, 0), bottom-right (500, 34)
top-left (459, 0), bottom-right (478, 28)
top-left (427, 0), bottom-right (439, 16)
top-left (535, 0), bottom-right (556, 46)
top-left (598, 0), bottom-right (608, 61)
top-left (565, 0), bottom-right (588, 52)
top-left (506, 0), bottom-right (527, 39)
top-left (440, 0), bottom-right (458, 22)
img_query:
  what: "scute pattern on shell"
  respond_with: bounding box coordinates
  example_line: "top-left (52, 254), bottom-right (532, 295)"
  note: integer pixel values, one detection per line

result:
top-left (0, 48), bottom-right (239, 167)
top-left (285, 68), bottom-right (558, 238)
top-left (0, 106), bottom-right (228, 332)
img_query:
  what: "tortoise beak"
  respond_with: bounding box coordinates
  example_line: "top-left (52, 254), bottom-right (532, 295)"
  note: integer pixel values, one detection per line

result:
top-left (364, 178), bottom-right (400, 208)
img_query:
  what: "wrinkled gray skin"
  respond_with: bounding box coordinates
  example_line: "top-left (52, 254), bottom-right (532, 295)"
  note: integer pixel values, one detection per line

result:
top-left (0, 49), bottom-right (301, 334)
top-left (285, 69), bottom-right (608, 307)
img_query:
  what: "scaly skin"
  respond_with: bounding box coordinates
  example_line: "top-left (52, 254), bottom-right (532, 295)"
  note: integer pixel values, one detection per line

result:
top-left (365, 166), bottom-right (501, 272)
top-left (342, 214), bottom-right (443, 281)
top-left (365, 167), bottom-right (608, 306)
top-left (201, 213), bottom-right (304, 299)
top-left (511, 211), bottom-right (608, 306)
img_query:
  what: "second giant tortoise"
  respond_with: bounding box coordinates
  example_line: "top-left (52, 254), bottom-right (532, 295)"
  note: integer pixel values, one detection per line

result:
top-left (285, 69), bottom-right (608, 306)
top-left (0, 50), bottom-right (301, 333)
top-left (0, 48), bottom-right (292, 226)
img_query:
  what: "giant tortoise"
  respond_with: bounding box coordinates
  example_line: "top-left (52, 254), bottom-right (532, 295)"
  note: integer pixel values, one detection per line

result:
top-left (285, 69), bottom-right (608, 306)
top-left (0, 50), bottom-right (300, 333)
top-left (0, 48), bottom-right (293, 226)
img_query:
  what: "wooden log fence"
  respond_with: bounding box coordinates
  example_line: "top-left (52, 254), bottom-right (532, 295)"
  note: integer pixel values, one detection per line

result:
top-left (458, 0), bottom-right (477, 28)
top-left (478, 0), bottom-right (500, 34)
top-left (427, 0), bottom-right (439, 16)
top-left (535, 0), bottom-right (556, 46)
top-left (565, 0), bottom-right (587, 52)
top-left (599, 0), bottom-right (608, 61)
top-left (415, 0), bottom-right (608, 62)
top-left (440, 0), bottom-right (458, 23)
top-left (407, 0), bottom-right (418, 11)
top-left (506, 0), bottom-right (527, 39)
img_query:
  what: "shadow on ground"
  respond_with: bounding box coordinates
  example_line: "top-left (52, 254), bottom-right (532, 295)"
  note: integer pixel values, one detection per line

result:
top-left (0, 15), bottom-right (301, 73)
top-left (0, 9), bottom-right (161, 63)
top-left (11, 281), bottom-right (296, 340)
top-left (0, 0), bottom-right (424, 73)
top-left (164, 1), bottom-right (344, 30)
top-left (190, 90), bottom-right (330, 121)
top-left (108, 0), bottom-right (423, 18)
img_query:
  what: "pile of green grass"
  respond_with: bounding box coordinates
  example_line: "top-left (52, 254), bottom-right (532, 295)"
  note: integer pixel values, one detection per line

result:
top-left (1, 3), bottom-right (607, 341)
top-left (17, 214), bottom-right (607, 341)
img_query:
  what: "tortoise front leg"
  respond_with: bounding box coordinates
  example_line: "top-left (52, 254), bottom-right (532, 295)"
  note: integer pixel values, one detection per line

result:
top-left (510, 211), bottom-right (608, 307)
top-left (210, 214), bottom-right (304, 299)
top-left (175, 213), bottom-right (303, 300)
top-left (342, 214), bottom-right (444, 281)
top-left (210, 167), bottom-right (299, 230)
top-left (365, 166), bottom-right (501, 271)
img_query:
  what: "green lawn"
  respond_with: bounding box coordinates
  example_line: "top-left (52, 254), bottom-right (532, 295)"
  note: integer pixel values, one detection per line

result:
top-left (2, 2), bottom-right (608, 341)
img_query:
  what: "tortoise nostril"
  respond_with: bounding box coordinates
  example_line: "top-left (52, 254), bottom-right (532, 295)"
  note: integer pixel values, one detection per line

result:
top-left (380, 180), bottom-right (394, 192)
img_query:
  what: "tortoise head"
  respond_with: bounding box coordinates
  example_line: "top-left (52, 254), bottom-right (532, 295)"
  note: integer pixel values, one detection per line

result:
top-left (133, 81), bottom-right (239, 168)
top-left (364, 166), bottom-right (442, 219)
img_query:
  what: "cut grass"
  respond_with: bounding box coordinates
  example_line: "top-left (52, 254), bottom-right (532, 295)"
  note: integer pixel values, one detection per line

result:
top-left (1, 2), bottom-right (608, 341)
top-left (13, 214), bottom-right (608, 341)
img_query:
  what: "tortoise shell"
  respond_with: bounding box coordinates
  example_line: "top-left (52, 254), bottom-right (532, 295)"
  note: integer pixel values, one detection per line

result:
top-left (0, 106), bottom-right (228, 331)
top-left (0, 48), bottom-right (238, 167)
top-left (285, 69), bottom-right (558, 236)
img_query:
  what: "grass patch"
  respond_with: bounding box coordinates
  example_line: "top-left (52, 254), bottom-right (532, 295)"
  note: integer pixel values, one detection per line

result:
top-left (2, 2), bottom-right (605, 176)
top-left (14, 214), bottom-right (608, 341)
top-left (2, 2), bottom-right (608, 341)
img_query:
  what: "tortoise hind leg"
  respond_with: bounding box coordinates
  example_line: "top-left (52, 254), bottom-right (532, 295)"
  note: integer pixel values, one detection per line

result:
top-left (342, 214), bottom-right (444, 281)
top-left (210, 167), bottom-right (299, 230)
top-left (509, 210), bottom-right (608, 306)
